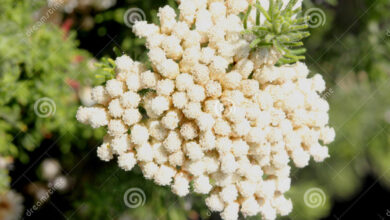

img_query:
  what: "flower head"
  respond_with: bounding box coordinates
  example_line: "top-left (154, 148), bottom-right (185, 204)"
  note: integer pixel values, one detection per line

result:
top-left (76, 1), bottom-right (334, 219)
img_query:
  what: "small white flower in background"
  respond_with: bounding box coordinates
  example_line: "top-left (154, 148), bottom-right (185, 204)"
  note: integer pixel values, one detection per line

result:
top-left (0, 190), bottom-right (24, 220)
top-left (53, 175), bottom-right (69, 192)
top-left (94, 0), bottom-right (117, 10)
top-left (35, 185), bottom-right (52, 202)
top-left (41, 158), bottom-right (61, 180)
top-left (47, 0), bottom-right (117, 12)
top-left (76, 0), bottom-right (335, 219)
top-left (0, 157), bottom-right (13, 170)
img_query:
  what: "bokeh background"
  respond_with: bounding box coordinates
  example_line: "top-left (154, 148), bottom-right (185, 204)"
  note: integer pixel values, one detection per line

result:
top-left (1, 0), bottom-right (390, 219)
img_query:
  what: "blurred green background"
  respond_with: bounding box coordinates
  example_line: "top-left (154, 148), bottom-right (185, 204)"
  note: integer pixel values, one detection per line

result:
top-left (1, 0), bottom-right (390, 219)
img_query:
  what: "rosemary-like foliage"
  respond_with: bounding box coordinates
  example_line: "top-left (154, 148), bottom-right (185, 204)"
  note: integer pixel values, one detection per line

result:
top-left (95, 57), bottom-right (116, 80)
top-left (242, 0), bottom-right (310, 66)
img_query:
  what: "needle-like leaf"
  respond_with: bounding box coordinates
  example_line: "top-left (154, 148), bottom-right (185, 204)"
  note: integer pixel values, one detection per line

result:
top-left (242, 0), bottom-right (310, 66)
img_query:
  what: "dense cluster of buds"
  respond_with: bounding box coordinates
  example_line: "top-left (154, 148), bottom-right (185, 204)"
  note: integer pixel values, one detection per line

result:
top-left (76, 0), bottom-right (335, 219)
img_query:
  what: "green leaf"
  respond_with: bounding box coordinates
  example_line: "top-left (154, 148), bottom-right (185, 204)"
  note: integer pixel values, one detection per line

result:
top-left (242, 0), bottom-right (310, 65)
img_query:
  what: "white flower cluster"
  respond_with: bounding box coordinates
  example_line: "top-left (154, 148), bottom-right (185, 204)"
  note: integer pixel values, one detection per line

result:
top-left (0, 190), bottom-right (24, 220)
top-left (76, 0), bottom-right (335, 219)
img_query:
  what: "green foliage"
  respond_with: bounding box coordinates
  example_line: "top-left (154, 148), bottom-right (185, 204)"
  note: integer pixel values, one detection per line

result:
top-left (286, 182), bottom-right (332, 220)
top-left (243, 0), bottom-right (310, 65)
top-left (0, 0), bottom-right (104, 191)
top-left (95, 57), bottom-right (116, 81)
top-left (71, 164), bottom-right (208, 220)
top-left (0, 168), bottom-right (10, 194)
top-left (83, 0), bottom-right (173, 59)
top-left (304, 0), bottom-right (390, 82)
